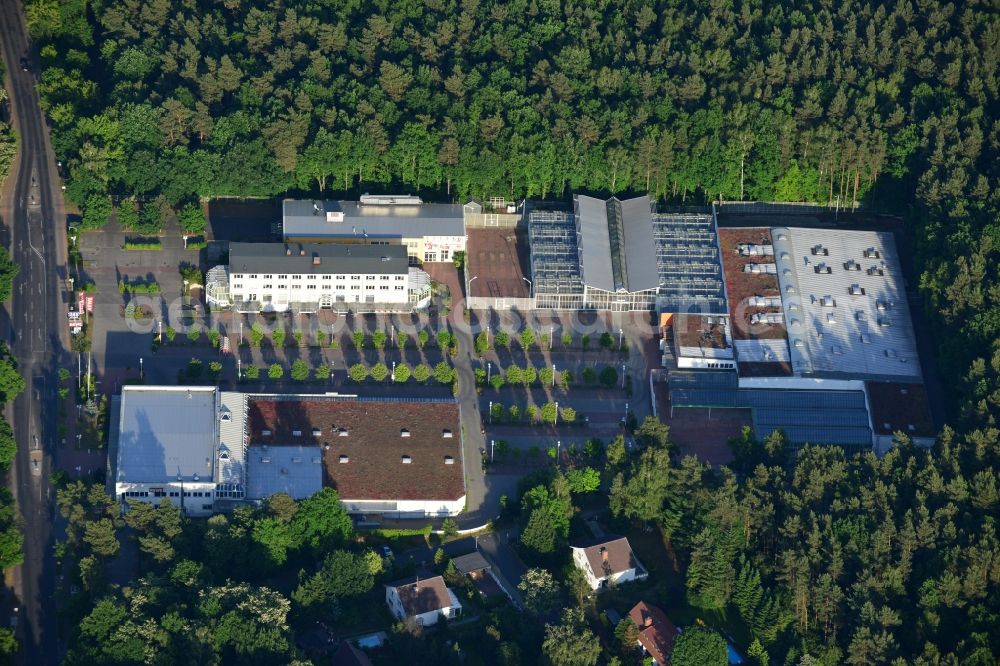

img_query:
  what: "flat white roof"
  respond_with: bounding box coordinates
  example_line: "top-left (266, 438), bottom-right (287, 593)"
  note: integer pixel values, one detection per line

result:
top-left (116, 386), bottom-right (219, 484)
top-left (773, 227), bottom-right (920, 380)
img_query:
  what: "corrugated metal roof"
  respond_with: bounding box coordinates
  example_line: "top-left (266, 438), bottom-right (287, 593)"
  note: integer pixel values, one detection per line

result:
top-left (229, 242), bottom-right (408, 275)
top-left (218, 391), bottom-right (247, 487)
top-left (246, 445), bottom-right (323, 500)
top-left (116, 387), bottom-right (218, 483)
top-left (617, 196), bottom-right (660, 291)
top-left (283, 199), bottom-right (466, 239)
top-left (575, 195), bottom-right (615, 292)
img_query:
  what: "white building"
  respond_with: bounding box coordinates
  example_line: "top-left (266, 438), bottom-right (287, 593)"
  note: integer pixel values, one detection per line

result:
top-left (385, 576), bottom-right (463, 626)
top-left (772, 227), bottom-right (921, 381)
top-left (113, 387), bottom-right (246, 517)
top-left (282, 195), bottom-right (476, 264)
top-left (226, 242), bottom-right (421, 313)
top-left (571, 537), bottom-right (648, 591)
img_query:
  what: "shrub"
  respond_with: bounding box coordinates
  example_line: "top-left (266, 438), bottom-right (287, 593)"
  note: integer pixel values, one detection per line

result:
top-left (371, 362), bottom-right (389, 382)
top-left (271, 326), bottom-right (286, 348)
top-left (186, 358), bottom-right (203, 378)
top-left (519, 328), bottom-right (535, 349)
top-left (434, 361), bottom-right (454, 385)
top-left (293, 330), bottom-right (303, 346)
top-left (397, 331), bottom-right (408, 350)
top-left (540, 402), bottom-right (558, 424)
top-left (208, 360), bottom-right (223, 379)
top-left (116, 200), bottom-right (140, 229)
top-left (244, 365), bottom-right (259, 379)
top-left (81, 195), bottom-right (113, 230)
top-left (494, 330), bottom-right (510, 348)
top-left (599, 332), bottom-right (614, 349)
top-left (165, 326), bottom-right (176, 342)
top-left (372, 330), bottom-right (387, 349)
top-left (489, 374), bottom-right (505, 391)
top-left (268, 363), bottom-right (284, 379)
top-left (413, 363), bottom-right (431, 382)
top-left (187, 328), bottom-right (200, 343)
top-left (561, 332), bottom-right (572, 347)
top-left (509, 405), bottom-right (521, 421)
top-left (582, 367), bottom-right (597, 384)
top-left (581, 334), bottom-right (591, 350)
top-left (122, 240), bottom-right (162, 251)
top-left (475, 331), bottom-right (489, 355)
top-left (291, 359), bottom-right (309, 381)
top-left (316, 330), bottom-right (327, 346)
top-left (349, 363), bottom-right (368, 382)
top-left (539, 367), bottom-right (554, 387)
top-left (599, 366), bottom-right (618, 388)
top-left (208, 330), bottom-right (220, 348)
top-left (475, 368), bottom-right (486, 386)
top-left (490, 402), bottom-right (504, 421)
top-left (560, 370), bottom-right (572, 390)
top-left (352, 330), bottom-right (365, 350)
top-left (526, 405), bottom-right (539, 423)
top-left (506, 365), bottom-right (524, 385)
top-left (560, 406), bottom-right (577, 423)
top-left (523, 367), bottom-right (537, 385)
top-left (417, 330), bottom-right (429, 348)
top-left (436, 330), bottom-right (453, 348)
top-left (178, 202), bottom-right (206, 234)
top-left (314, 363), bottom-right (331, 380)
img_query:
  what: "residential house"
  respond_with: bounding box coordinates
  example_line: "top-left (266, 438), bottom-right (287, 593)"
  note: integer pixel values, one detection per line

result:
top-left (628, 601), bottom-right (679, 666)
top-left (571, 536), bottom-right (648, 591)
top-left (385, 576), bottom-right (462, 626)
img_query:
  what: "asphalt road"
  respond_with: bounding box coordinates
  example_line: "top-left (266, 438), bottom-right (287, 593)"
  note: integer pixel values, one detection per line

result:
top-left (1, 1), bottom-right (68, 663)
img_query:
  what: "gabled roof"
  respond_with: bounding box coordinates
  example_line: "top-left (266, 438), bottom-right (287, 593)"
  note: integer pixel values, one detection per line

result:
top-left (573, 536), bottom-right (640, 578)
top-left (386, 576), bottom-right (457, 616)
top-left (451, 551), bottom-right (491, 575)
top-left (575, 195), bottom-right (658, 293)
top-left (628, 601), bottom-right (679, 665)
top-left (331, 642), bottom-right (373, 666)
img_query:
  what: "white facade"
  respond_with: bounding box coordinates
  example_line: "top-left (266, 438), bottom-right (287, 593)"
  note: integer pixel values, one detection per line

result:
top-left (571, 544), bottom-right (648, 591)
top-left (385, 581), bottom-right (462, 626)
top-left (339, 496), bottom-right (466, 518)
top-left (230, 271), bottom-right (409, 313)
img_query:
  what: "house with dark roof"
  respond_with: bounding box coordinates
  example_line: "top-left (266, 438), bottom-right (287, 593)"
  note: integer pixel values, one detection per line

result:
top-left (385, 575), bottom-right (463, 626)
top-left (628, 601), bottom-right (679, 666)
top-left (571, 536), bottom-right (648, 591)
top-left (330, 641), bottom-right (373, 666)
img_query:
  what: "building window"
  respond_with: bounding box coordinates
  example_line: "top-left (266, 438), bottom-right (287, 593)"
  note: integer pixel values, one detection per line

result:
top-left (232, 274), bottom-right (243, 279)
top-left (233, 284), bottom-right (242, 289)
top-left (307, 285), bottom-right (317, 289)
top-left (366, 275), bottom-right (375, 280)
top-left (366, 284), bottom-right (375, 290)
top-left (441, 249), bottom-right (450, 260)
top-left (380, 285), bottom-right (389, 290)
top-left (395, 275), bottom-right (405, 281)
top-left (336, 284), bottom-right (345, 290)
top-left (424, 252), bottom-right (437, 262)
top-left (277, 274), bottom-right (287, 279)
top-left (277, 284), bottom-right (286, 289)
top-left (381, 275), bottom-right (390, 280)
top-left (336, 275), bottom-right (345, 279)
top-left (263, 284), bottom-right (272, 289)
top-left (351, 275), bottom-right (360, 280)
top-left (395, 285), bottom-right (405, 290)
top-left (263, 274), bottom-right (272, 279)
top-left (248, 274), bottom-right (257, 279)
top-left (307, 275), bottom-right (317, 279)
top-left (248, 294), bottom-right (256, 301)
top-left (322, 275), bottom-right (331, 280)
top-left (292, 275), bottom-right (302, 280)
top-left (351, 285), bottom-right (360, 290)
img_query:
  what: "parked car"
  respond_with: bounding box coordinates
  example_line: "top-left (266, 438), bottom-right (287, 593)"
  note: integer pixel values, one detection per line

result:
top-left (19, 56), bottom-right (29, 72)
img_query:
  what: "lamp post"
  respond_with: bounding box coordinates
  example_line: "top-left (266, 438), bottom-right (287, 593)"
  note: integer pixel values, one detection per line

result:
top-left (624, 402), bottom-right (629, 425)
top-left (487, 361), bottom-right (492, 383)
top-left (392, 361), bottom-right (396, 383)
top-left (554, 401), bottom-right (559, 426)
top-left (183, 279), bottom-right (189, 297)
top-left (491, 439), bottom-right (495, 463)
top-left (239, 321), bottom-right (243, 345)
top-left (550, 325), bottom-right (553, 350)
top-left (139, 357), bottom-right (143, 380)
top-left (237, 357), bottom-right (241, 380)
top-left (621, 364), bottom-right (626, 389)
top-left (619, 327), bottom-right (623, 350)
top-left (552, 363), bottom-right (556, 387)
top-left (489, 401), bottom-right (493, 425)
top-left (521, 276), bottom-right (532, 294)
top-left (556, 440), bottom-right (561, 464)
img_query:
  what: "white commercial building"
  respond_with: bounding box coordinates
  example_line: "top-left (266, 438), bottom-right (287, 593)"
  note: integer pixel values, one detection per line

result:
top-left (282, 195), bottom-right (476, 264)
top-left (113, 387), bottom-right (246, 517)
top-left (772, 227), bottom-right (921, 381)
top-left (224, 242), bottom-right (430, 313)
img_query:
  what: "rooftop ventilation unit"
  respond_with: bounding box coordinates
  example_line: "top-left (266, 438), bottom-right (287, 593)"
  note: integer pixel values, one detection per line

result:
top-left (291, 457), bottom-right (302, 463)
top-left (338, 455), bottom-right (349, 463)
top-left (292, 430), bottom-right (302, 437)
top-left (848, 284), bottom-right (865, 296)
top-left (863, 248), bottom-right (881, 259)
top-left (820, 296), bottom-right (836, 307)
top-left (401, 455), bottom-right (412, 464)
top-left (868, 266), bottom-right (885, 276)
top-left (312, 429), bottom-right (322, 437)
top-left (444, 456), bottom-right (455, 465)
top-left (811, 244), bottom-right (829, 256)
top-left (338, 428), bottom-right (349, 437)
top-left (844, 259), bottom-right (861, 271)
top-left (814, 263), bottom-right (832, 274)
top-left (259, 458), bottom-right (270, 464)
top-left (442, 429), bottom-right (453, 438)
top-left (261, 429), bottom-right (271, 437)
top-left (400, 428), bottom-right (411, 438)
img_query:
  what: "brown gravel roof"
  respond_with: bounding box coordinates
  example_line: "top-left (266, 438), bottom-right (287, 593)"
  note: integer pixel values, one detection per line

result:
top-left (247, 397), bottom-right (464, 502)
top-left (866, 382), bottom-right (936, 437)
top-left (718, 227), bottom-right (787, 341)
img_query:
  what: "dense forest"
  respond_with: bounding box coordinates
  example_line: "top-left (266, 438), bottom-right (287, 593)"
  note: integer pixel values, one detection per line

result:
top-left (17, 0), bottom-right (1000, 664)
